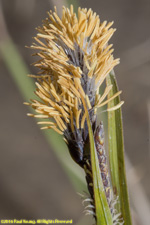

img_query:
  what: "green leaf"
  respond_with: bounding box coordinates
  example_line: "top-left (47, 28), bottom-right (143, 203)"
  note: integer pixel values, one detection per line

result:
top-left (106, 70), bottom-right (132, 225)
top-left (0, 38), bottom-right (86, 193)
top-left (82, 97), bottom-right (113, 225)
top-left (0, 39), bottom-right (35, 100)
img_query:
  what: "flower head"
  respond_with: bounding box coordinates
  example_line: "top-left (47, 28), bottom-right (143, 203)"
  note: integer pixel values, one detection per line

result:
top-left (26, 5), bottom-right (123, 166)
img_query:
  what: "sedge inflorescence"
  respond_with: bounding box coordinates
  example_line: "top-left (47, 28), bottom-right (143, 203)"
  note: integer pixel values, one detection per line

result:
top-left (26, 5), bottom-right (124, 223)
top-left (26, 5), bottom-right (123, 163)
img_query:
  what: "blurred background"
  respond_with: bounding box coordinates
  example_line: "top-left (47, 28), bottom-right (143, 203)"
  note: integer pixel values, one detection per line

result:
top-left (0, 0), bottom-right (150, 224)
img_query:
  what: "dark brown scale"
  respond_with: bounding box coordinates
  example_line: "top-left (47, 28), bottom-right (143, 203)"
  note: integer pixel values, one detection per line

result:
top-left (65, 110), bottom-right (96, 168)
top-left (94, 121), bottom-right (111, 207)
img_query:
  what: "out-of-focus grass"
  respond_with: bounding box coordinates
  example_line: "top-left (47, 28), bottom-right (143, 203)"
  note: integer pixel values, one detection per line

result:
top-left (0, 37), bottom-right (86, 193)
top-left (0, 39), bottom-right (35, 100)
top-left (0, 2), bottom-right (89, 223)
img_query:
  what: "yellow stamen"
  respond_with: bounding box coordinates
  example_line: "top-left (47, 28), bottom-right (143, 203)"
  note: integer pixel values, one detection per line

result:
top-left (27, 5), bottom-right (121, 137)
top-left (85, 95), bottom-right (92, 109)
top-left (107, 101), bottom-right (124, 112)
top-left (81, 112), bottom-right (86, 129)
top-left (76, 109), bottom-right (82, 129)
top-left (98, 91), bottom-right (122, 108)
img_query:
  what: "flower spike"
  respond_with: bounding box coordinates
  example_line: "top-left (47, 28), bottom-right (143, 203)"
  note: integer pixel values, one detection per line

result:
top-left (28, 5), bottom-right (121, 138)
top-left (26, 5), bottom-right (124, 224)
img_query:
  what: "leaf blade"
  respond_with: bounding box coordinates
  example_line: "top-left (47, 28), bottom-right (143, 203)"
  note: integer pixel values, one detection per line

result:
top-left (106, 70), bottom-right (132, 225)
top-left (82, 97), bottom-right (113, 225)
top-left (0, 38), bottom-right (86, 192)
